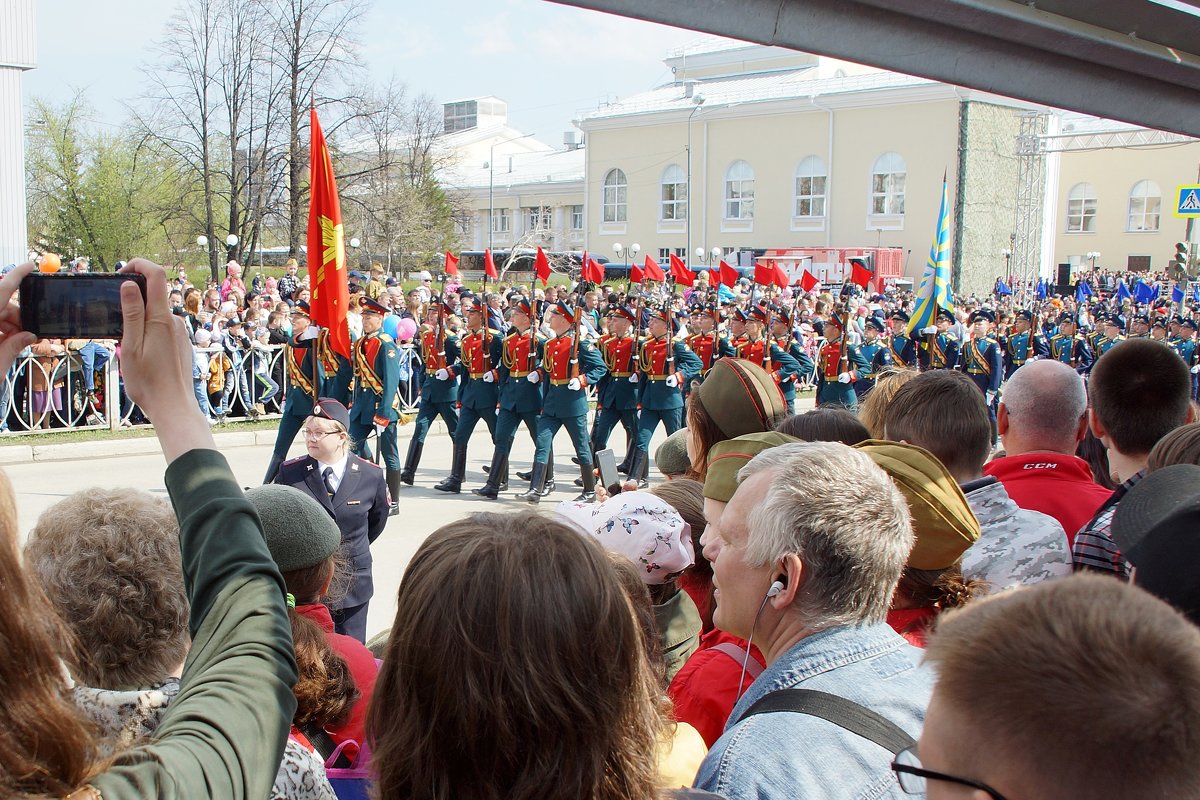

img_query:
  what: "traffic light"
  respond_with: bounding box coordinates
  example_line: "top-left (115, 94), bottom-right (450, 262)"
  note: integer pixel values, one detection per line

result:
top-left (1174, 242), bottom-right (1192, 281)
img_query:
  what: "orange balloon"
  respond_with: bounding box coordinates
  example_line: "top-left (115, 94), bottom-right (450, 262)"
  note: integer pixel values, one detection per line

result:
top-left (38, 253), bottom-right (61, 273)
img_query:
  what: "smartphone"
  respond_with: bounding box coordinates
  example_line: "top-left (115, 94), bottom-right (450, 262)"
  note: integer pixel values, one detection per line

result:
top-left (595, 447), bottom-right (621, 494)
top-left (19, 273), bottom-right (147, 339)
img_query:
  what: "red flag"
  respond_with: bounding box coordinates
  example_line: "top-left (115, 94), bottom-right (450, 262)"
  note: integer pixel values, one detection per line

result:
top-left (753, 263), bottom-right (775, 287)
top-left (483, 248), bottom-right (498, 279)
top-left (669, 253), bottom-right (695, 285)
top-left (718, 260), bottom-right (740, 289)
top-left (631, 262), bottom-right (644, 284)
top-left (584, 258), bottom-right (605, 284)
top-left (771, 264), bottom-right (789, 289)
top-left (444, 250), bottom-right (459, 276)
top-left (850, 259), bottom-right (873, 289)
top-left (535, 247), bottom-right (552, 286)
top-left (306, 107), bottom-right (351, 360)
top-left (799, 269), bottom-right (819, 293)
top-left (643, 255), bottom-right (666, 283)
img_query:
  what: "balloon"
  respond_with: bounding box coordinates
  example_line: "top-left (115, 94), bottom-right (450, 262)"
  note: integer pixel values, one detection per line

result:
top-left (382, 314), bottom-right (400, 340)
top-left (395, 317), bottom-right (418, 343)
top-left (38, 253), bottom-right (61, 273)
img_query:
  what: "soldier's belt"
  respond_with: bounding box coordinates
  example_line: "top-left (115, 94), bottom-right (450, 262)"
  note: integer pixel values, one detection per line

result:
top-left (550, 378), bottom-right (575, 386)
top-left (467, 370), bottom-right (490, 380)
top-left (966, 367), bottom-right (989, 375)
top-left (647, 375), bottom-right (672, 382)
top-left (1012, 359), bottom-right (1027, 366)
top-left (609, 371), bottom-right (633, 378)
top-left (510, 370), bottom-right (530, 378)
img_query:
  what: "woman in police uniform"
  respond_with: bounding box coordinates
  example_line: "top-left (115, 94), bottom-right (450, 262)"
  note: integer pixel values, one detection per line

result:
top-left (274, 397), bottom-right (390, 643)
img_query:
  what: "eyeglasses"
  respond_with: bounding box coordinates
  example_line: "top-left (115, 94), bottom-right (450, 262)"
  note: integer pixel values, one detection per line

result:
top-left (892, 747), bottom-right (1007, 800)
top-left (303, 429), bottom-right (340, 440)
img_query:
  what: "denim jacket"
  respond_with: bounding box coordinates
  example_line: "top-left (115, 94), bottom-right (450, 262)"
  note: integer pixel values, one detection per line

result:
top-left (694, 623), bottom-right (933, 800)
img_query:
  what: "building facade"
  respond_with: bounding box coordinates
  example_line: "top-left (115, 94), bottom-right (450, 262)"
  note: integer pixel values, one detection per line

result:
top-left (1, 0), bottom-right (35, 266)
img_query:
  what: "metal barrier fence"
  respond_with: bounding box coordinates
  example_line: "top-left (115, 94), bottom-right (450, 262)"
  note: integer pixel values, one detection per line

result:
top-left (0, 343), bottom-right (424, 435)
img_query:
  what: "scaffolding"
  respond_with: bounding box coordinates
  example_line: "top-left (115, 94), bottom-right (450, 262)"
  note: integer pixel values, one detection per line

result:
top-left (1011, 112), bottom-right (1049, 305)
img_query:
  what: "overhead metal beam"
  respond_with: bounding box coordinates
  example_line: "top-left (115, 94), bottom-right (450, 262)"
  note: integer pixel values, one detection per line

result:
top-left (546, 0), bottom-right (1200, 137)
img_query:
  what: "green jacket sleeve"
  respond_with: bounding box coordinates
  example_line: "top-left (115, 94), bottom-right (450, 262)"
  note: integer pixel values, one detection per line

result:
top-left (90, 449), bottom-right (298, 800)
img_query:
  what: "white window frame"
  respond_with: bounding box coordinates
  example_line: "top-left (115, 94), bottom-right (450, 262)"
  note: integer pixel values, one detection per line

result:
top-left (603, 168), bottom-right (628, 224)
top-left (570, 205), bottom-right (584, 231)
top-left (724, 160), bottom-right (755, 221)
top-left (1067, 182), bottom-right (1098, 233)
top-left (490, 208), bottom-right (511, 234)
top-left (525, 205), bottom-right (552, 231)
top-left (1126, 180), bottom-right (1161, 232)
top-left (870, 152), bottom-right (906, 216)
top-left (794, 156), bottom-right (827, 218)
top-left (660, 164), bottom-right (687, 221)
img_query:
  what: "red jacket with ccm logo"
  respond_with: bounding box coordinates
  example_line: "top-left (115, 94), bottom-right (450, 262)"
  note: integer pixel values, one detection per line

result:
top-left (983, 453), bottom-right (1113, 546)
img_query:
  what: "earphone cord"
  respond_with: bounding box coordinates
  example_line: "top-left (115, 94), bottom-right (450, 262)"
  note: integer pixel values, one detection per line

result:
top-left (734, 593), bottom-right (773, 708)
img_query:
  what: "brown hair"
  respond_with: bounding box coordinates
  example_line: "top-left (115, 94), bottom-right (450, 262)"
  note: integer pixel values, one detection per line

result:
top-left (606, 553), bottom-right (667, 689)
top-left (857, 367), bottom-right (919, 439)
top-left (24, 489), bottom-right (187, 690)
top-left (0, 471), bottom-right (99, 797)
top-left (1076, 428), bottom-right (1117, 490)
top-left (897, 563), bottom-right (986, 611)
top-left (1147, 422), bottom-right (1200, 473)
top-left (368, 512), bottom-right (663, 800)
top-left (685, 391), bottom-right (728, 479)
top-left (290, 610), bottom-right (359, 730)
top-left (884, 370), bottom-right (991, 480)
top-left (183, 288), bottom-right (201, 315)
top-left (926, 574), bottom-right (1200, 797)
top-left (1090, 339), bottom-right (1190, 456)
top-left (776, 407), bottom-right (870, 446)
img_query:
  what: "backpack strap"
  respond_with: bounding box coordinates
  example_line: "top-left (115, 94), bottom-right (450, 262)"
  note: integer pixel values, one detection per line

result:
top-left (735, 689), bottom-right (915, 755)
top-left (710, 642), bottom-right (764, 680)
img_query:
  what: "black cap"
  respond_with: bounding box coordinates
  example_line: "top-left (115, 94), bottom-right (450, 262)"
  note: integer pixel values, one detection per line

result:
top-left (970, 309), bottom-right (995, 323)
top-left (311, 397), bottom-right (350, 429)
top-left (1015, 310), bottom-right (1033, 322)
top-left (292, 301), bottom-right (311, 317)
top-left (865, 316), bottom-right (886, 333)
top-left (889, 310), bottom-right (910, 323)
top-left (360, 297), bottom-right (389, 315)
top-left (936, 308), bottom-right (954, 323)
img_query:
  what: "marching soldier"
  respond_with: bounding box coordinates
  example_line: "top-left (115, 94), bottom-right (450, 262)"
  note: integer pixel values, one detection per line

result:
top-left (1002, 310), bottom-right (1050, 380)
top-left (1096, 315), bottom-right (1126, 358)
top-left (685, 304), bottom-right (736, 384)
top-left (887, 311), bottom-right (917, 367)
top-left (590, 305), bottom-right (641, 478)
top-left (1087, 312), bottom-right (1108, 355)
top-left (473, 299), bottom-right (546, 499)
top-left (626, 307), bottom-right (703, 488)
top-left (515, 301), bottom-right (607, 503)
top-left (317, 326), bottom-right (354, 405)
top-left (915, 308), bottom-right (960, 371)
top-left (734, 306), bottom-right (803, 409)
top-left (815, 313), bottom-right (871, 408)
top-left (262, 301), bottom-right (324, 482)
top-left (1173, 318), bottom-right (1199, 400)
top-left (348, 297), bottom-right (402, 513)
top-left (1049, 315), bottom-right (1094, 375)
top-left (434, 297), bottom-right (503, 494)
top-left (400, 300), bottom-right (460, 485)
top-left (963, 309), bottom-right (1003, 435)
top-left (1151, 316), bottom-right (1169, 341)
top-left (855, 316), bottom-right (892, 400)
top-left (1128, 314), bottom-right (1151, 339)
top-left (768, 306), bottom-right (815, 414)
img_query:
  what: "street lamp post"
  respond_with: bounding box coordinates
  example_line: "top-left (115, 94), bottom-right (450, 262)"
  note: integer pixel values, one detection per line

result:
top-left (613, 243), bottom-right (641, 287)
top-left (487, 133), bottom-right (537, 254)
top-left (349, 237), bottom-right (361, 270)
top-left (685, 93), bottom-right (706, 277)
top-left (1087, 251), bottom-right (1101, 272)
top-left (226, 233), bottom-right (239, 264)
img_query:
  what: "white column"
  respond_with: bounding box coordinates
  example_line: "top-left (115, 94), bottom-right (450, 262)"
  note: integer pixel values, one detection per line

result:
top-left (0, 0), bottom-right (36, 266)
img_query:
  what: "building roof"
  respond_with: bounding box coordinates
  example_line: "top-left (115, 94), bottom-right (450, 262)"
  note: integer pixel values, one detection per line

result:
top-left (442, 146), bottom-right (586, 190)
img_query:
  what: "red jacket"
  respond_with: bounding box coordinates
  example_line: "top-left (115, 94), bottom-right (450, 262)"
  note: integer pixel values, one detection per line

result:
top-left (297, 603), bottom-right (379, 758)
top-left (668, 628), bottom-right (766, 748)
top-left (983, 453), bottom-right (1112, 546)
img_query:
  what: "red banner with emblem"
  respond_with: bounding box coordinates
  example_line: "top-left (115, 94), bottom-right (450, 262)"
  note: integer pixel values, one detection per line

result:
top-left (306, 107), bottom-right (351, 360)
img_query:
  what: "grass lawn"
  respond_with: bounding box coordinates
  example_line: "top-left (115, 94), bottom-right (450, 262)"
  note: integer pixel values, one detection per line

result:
top-left (0, 418), bottom-right (279, 447)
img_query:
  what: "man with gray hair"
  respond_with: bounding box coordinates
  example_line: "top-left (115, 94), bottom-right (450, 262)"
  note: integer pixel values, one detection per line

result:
top-left (693, 441), bottom-right (932, 800)
top-left (984, 359), bottom-right (1112, 543)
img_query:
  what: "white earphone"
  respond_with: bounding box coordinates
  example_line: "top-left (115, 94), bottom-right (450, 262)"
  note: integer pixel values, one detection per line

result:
top-left (766, 578), bottom-right (786, 598)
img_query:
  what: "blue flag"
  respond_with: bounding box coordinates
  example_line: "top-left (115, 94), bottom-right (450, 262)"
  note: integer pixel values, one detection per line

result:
top-left (907, 175), bottom-right (955, 335)
top-left (1173, 285), bottom-right (1185, 304)
top-left (1075, 280), bottom-right (1094, 303)
top-left (995, 279), bottom-right (1012, 296)
top-left (1035, 278), bottom-right (1047, 300)
top-left (1193, 284), bottom-right (1200, 303)
top-left (1116, 281), bottom-right (1132, 302)
top-left (1134, 280), bottom-right (1156, 305)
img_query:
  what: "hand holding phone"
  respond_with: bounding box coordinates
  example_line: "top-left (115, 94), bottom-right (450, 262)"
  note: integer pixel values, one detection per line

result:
top-left (20, 272), bottom-right (147, 339)
top-left (0, 263), bottom-right (37, 377)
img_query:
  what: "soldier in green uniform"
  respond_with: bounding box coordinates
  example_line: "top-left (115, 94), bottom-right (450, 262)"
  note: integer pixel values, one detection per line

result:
top-left (1049, 315), bottom-right (1094, 375)
top-left (768, 306), bottom-right (815, 413)
top-left (1174, 318), bottom-right (1199, 400)
top-left (434, 296), bottom-right (504, 494)
top-left (854, 316), bottom-right (892, 401)
top-left (262, 301), bottom-right (324, 483)
top-left (589, 305), bottom-right (641, 477)
top-left (915, 308), bottom-right (961, 371)
top-left (815, 314), bottom-right (871, 408)
top-left (473, 299), bottom-right (547, 499)
top-left (348, 297), bottom-right (402, 512)
top-left (1002, 310), bottom-right (1050, 380)
top-left (400, 300), bottom-right (460, 485)
top-left (515, 301), bottom-right (608, 503)
top-left (627, 307), bottom-right (703, 487)
top-left (1096, 315), bottom-right (1126, 358)
top-left (887, 310), bottom-right (917, 367)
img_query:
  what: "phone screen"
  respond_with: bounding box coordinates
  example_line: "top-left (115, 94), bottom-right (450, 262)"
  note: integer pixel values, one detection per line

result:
top-left (20, 273), bottom-right (147, 339)
top-left (595, 447), bottom-right (620, 493)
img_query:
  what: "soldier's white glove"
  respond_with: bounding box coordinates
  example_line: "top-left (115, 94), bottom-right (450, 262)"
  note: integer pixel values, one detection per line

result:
top-left (435, 368), bottom-right (451, 380)
top-left (299, 327), bottom-right (320, 341)
top-left (526, 371), bottom-right (541, 384)
top-left (921, 326), bottom-right (938, 335)
top-left (568, 377), bottom-right (582, 391)
top-left (627, 373), bottom-right (639, 383)
top-left (986, 390), bottom-right (998, 404)
top-left (483, 370), bottom-right (496, 383)
top-left (374, 423), bottom-right (385, 435)
top-left (837, 372), bottom-right (853, 384)
top-left (1191, 365), bottom-right (1200, 375)
top-left (666, 375), bottom-right (679, 388)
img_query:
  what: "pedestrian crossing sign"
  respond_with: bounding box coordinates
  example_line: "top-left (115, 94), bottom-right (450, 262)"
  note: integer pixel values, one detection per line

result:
top-left (1177, 185), bottom-right (1200, 217)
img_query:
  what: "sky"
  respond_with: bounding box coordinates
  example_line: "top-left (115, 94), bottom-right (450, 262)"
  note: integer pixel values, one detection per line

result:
top-left (23, 0), bottom-right (719, 146)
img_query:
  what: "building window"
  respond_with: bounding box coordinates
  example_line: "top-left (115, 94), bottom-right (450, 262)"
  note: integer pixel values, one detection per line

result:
top-left (660, 164), bottom-right (687, 221)
top-left (490, 208), bottom-right (510, 234)
top-left (603, 168), bottom-right (627, 223)
top-left (524, 205), bottom-right (552, 231)
top-left (1067, 183), bottom-right (1098, 232)
top-left (794, 156), bottom-right (827, 218)
top-left (658, 248), bottom-right (670, 265)
top-left (724, 160), bottom-right (755, 220)
top-left (443, 101), bottom-right (477, 133)
top-left (870, 152), bottom-right (906, 215)
top-left (570, 205), bottom-right (584, 231)
top-left (1127, 180), bottom-right (1161, 232)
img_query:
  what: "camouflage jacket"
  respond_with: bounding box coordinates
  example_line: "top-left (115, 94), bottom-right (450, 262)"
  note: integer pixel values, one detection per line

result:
top-left (961, 478), bottom-right (1071, 591)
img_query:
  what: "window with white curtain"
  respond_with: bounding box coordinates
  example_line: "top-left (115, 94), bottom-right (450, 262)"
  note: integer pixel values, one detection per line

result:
top-left (660, 164), bottom-right (687, 221)
top-left (870, 152), bottom-right (906, 215)
top-left (794, 156), bottom-right (827, 217)
top-left (724, 160), bottom-right (755, 220)
top-left (1127, 180), bottom-right (1161, 232)
top-left (603, 169), bottom-right (627, 223)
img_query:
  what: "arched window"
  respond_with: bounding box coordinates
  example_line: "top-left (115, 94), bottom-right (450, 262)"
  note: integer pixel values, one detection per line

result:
top-left (660, 164), bottom-right (687, 221)
top-left (870, 152), bottom-right (906, 215)
top-left (1067, 183), bottom-right (1098, 232)
top-left (603, 168), bottom-right (627, 223)
top-left (794, 156), bottom-right (827, 218)
top-left (724, 160), bottom-right (755, 220)
top-left (1127, 180), bottom-right (1161, 232)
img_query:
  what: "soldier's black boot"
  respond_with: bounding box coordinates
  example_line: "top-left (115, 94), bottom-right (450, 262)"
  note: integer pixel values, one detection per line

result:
top-left (498, 458), bottom-right (509, 491)
top-left (472, 451), bottom-right (507, 499)
top-left (541, 458), bottom-right (556, 496)
top-left (262, 453), bottom-right (285, 484)
top-left (399, 439), bottom-right (422, 485)
top-left (628, 449), bottom-right (650, 489)
top-left (513, 461), bottom-right (548, 503)
top-left (434, 444), bottom-right (466, 493)
top-left (572, 462), bottom-right (597, 502)
top-left (385, 469), bottom-right (402, 516)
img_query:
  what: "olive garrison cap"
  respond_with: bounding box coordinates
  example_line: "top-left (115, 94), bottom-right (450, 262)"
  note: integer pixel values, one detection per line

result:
top-left (703, 431), bottom-right (800, 503)
top-left (696, 358), bottom-right (790, 440)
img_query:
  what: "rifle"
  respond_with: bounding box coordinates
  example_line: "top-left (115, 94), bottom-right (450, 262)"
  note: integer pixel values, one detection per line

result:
top-left (482, 272), bottom-right (491, 371)
top-left (762, 301), bottom-right (775, 371)
top-left (436, 291), bottom-right (446, 368)
top-left (571, 290), bottom-right (582, 381)
top-left (526, 274), bottom-right (538, 371)
top-left (838, 298), bottom-right (852, 376)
